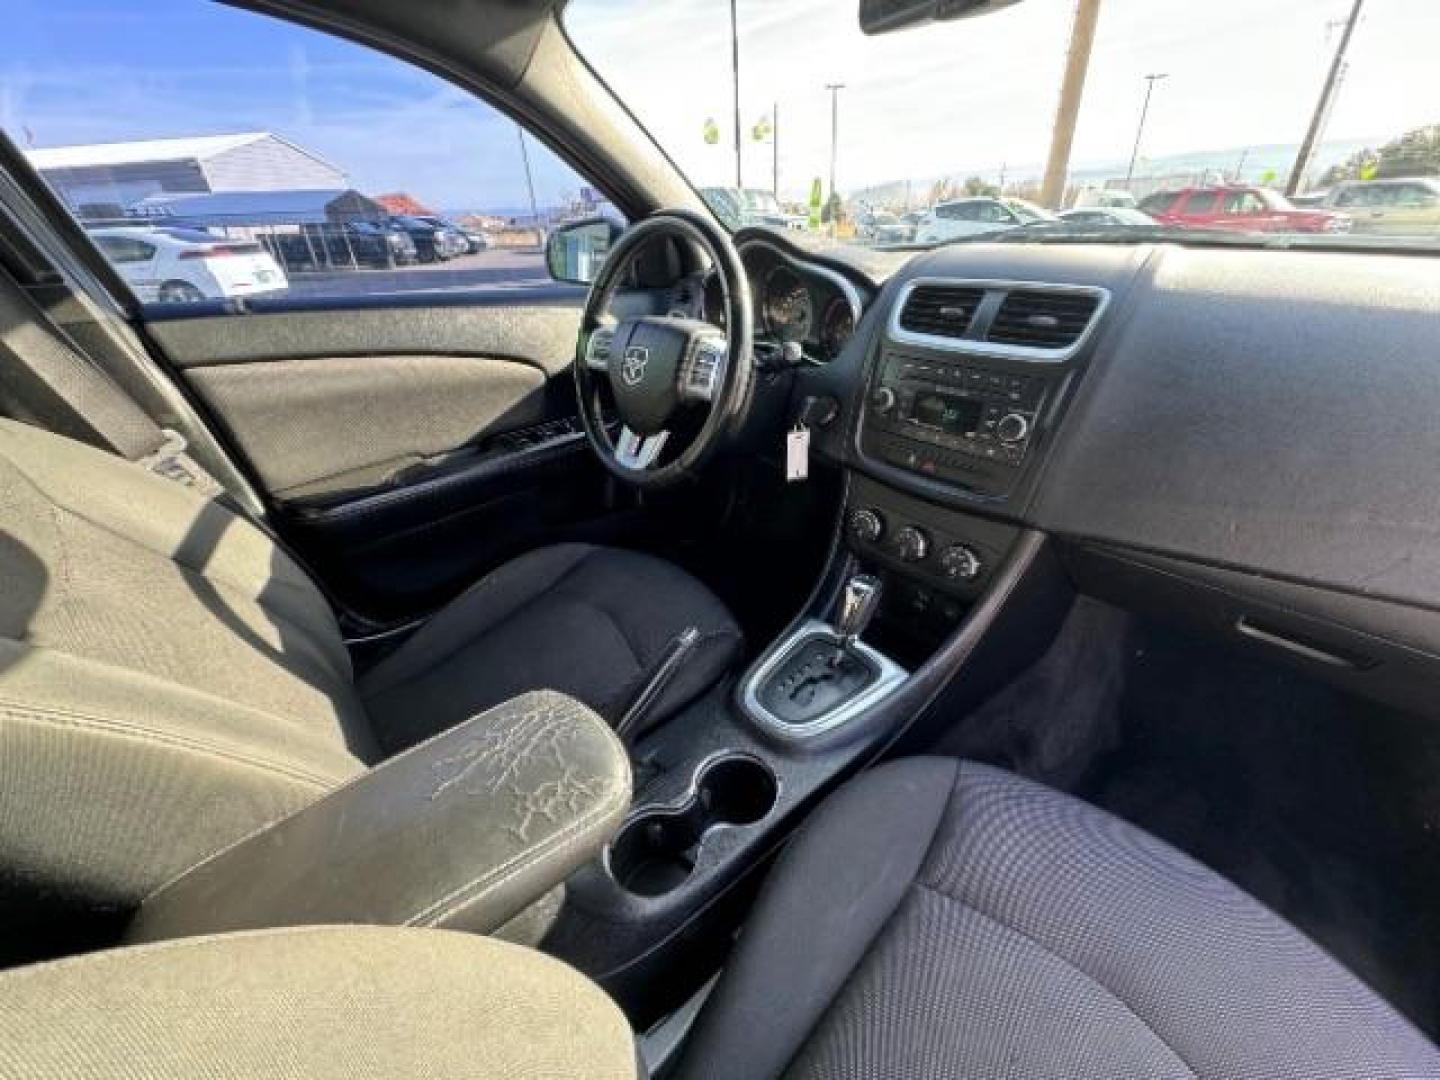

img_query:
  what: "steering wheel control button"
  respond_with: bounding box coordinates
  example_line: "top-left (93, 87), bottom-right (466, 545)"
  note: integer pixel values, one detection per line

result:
top-left (894, 525), bottom-right (930, 563)
top-left (996, 413), bottom-right (1031, 444)
top-left (681, 336), bottom-right (727, 403)
top-left (585, 327), bottom-right (615, 371)
top-left (849, 508), bottom-right (885, 544)
top-left (940, 544), bottom-right (983, 582)
top-left (870, 386), bottom-right (897, 415)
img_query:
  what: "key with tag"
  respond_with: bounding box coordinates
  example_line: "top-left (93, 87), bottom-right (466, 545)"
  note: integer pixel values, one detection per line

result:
top-left (785, 423), bottom-right (810, 482)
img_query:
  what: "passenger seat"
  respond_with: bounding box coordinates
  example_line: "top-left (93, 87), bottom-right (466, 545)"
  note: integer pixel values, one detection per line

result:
top-left (3, 760), bottom-right (1436, 1078)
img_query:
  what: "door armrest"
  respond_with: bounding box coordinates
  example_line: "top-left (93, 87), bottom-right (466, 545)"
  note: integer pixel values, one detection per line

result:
top-left (126, 691), bottom-right (630, 943)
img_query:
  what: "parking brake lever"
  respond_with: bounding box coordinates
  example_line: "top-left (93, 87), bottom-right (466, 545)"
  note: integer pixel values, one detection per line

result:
top-left (835, 575), bottom-right (882, 653)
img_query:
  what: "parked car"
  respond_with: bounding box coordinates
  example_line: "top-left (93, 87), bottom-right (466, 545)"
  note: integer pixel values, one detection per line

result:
top-left (700, 187), bottom-right (808, 232)
top-left (88, 225), bottom-right (288, 302)
top-left (1072, 187), bottom-right (1138, 210)
top-left (1138, 185), bottom-right (1351, 234)
top-left (857, 209), bottom-right (913, 244)
top-left (1321, 178), bottom-right (1440, 236)
top-left (408, 215), bottom-right (489, 254)
top-left (913, 196), bottom-right (1056, 244)
top-left (266, 220), bottom-right (417, 271)
top-left (1057, 207), bottom-right (1158, 229)
top-left (392, 215), bottom-right (468, 261)
top-left (457, 226), bottom-right (491, 253)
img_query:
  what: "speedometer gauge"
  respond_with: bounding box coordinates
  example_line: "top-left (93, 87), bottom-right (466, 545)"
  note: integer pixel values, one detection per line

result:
top-left (762, 265), bottom-right (814, 342)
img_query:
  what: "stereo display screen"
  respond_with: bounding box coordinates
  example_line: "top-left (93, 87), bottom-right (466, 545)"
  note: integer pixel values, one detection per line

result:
top-left (911, 392), bottom-right (981, 435)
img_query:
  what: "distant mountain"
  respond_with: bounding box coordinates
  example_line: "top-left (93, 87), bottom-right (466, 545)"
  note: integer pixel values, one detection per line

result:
top-left (851, 137), bottom-right (1384, 205)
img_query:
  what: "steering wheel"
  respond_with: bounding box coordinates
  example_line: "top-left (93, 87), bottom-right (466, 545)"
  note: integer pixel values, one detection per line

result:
top-left (573, 209), bottom-right (754, 488)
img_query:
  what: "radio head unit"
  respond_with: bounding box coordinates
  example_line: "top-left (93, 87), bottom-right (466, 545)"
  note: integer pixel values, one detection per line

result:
top-left (860, 350), bottom-right (1048, 492)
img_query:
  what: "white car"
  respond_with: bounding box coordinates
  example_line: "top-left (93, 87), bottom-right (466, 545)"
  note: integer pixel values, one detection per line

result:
top-left (88, 226), bottom-right (288, 303)
top-left (914, 197), bottom-right (1056, 244)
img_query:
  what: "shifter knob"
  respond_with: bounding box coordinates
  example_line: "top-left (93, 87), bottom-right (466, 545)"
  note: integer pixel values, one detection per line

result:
top-left (836, 574), bottom-right (882, 651)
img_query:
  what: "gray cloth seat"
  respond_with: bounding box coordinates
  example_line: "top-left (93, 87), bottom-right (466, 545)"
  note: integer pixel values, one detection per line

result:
top-left (2, 758), bottom-right (1435, 1078)
top-left (360, 542), bottom-right (743, 755)
top-left (0, 418), bottom-right (737, 958)
top-left (674, 758), bottom-right (1440, 1079)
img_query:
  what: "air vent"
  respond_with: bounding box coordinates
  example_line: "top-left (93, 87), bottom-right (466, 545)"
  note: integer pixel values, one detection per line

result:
top-left (987, 289), bottom-right (1100, 350)
top-left (898, 285), bottom-right (985, 339)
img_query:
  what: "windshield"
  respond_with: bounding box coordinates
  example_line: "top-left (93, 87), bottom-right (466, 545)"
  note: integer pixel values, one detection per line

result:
top-left (567, 0), bottom-right (1440, 252)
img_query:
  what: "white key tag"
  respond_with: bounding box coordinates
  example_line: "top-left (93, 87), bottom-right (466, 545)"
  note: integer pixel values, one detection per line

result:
top-left (785, 423), bottom-right (810, 482)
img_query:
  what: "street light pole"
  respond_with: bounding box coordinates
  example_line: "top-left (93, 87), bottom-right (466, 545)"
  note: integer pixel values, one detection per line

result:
top-left (730, 0), bottom-right (743, 189)
top-left (516, 124), bottom-right (540, 242)
top-left (1125, 73), bottom-right (1168, 186)
top-left (825, 83), bottom-right (846, 200)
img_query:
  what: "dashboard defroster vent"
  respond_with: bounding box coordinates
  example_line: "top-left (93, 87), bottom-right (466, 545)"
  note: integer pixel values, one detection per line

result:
top-left (898, 285), bottom-right (985, 340)
top-left (987, 290), bottom-right (1101, 349)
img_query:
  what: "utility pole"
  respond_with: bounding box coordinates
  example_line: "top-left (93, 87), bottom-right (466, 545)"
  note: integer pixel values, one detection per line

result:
top-left (1286, 0), bottom-right (1364, 196)
top-left (826, 83), bottom-right (846, 200)
top-left (1040, 0), bottom-right (1103, 210)
top-left (1125, 73), bottom-right (1168, 185)
top-left (772, 103), bottom-right (780, 198)
top-left (729, 0), bottom-right (743, 189)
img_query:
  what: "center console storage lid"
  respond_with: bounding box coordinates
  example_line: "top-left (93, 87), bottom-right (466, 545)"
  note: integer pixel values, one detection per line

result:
top-left (126, 691), bottom-right (631, 943)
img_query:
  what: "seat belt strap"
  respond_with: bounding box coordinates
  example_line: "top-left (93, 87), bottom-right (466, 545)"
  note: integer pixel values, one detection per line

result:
top-left (0, 272), bottom-right (223, 496)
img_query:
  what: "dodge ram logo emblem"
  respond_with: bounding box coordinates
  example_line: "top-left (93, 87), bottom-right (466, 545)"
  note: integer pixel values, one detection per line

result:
top-left (621, 346), bottom-right (649, 387)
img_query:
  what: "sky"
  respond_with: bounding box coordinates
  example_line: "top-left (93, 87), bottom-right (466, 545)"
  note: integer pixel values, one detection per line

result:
top-left (568, 0), bottom-right (1440, 199)
top-left (0, 0), bottom-right (587, 213)
top-left (2, 0), bottom-right (1438, 211)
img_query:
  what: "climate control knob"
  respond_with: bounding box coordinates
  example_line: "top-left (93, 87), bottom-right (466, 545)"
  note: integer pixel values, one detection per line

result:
top-left (870, 387), bottom-right (897, 415)
top-left (849, 507), bottom-right (885, 544)
top-left (940, 543), bottom-right (983, 582)
top-left (894, 525), bottom-right (930, 563)
top-left (996, 412), bottom-right (1031, 444)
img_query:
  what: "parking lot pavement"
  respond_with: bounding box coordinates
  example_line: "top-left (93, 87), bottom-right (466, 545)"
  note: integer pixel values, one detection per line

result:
top-left (283, 247), bottom-right (550, 299)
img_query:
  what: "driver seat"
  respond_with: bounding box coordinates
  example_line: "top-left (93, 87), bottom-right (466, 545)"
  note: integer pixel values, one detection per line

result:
top-left (0, 418), bottom-right (740, 951)
top-left (359, 540), bottom-right (742, 754)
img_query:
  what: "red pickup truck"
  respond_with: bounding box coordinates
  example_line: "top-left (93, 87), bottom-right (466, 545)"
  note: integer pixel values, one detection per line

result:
top-left (1139, 185), bottom-right (1351, 234)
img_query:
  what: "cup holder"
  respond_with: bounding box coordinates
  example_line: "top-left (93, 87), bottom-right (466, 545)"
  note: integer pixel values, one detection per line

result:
top-left (608, 755), bottom-right (779, 898)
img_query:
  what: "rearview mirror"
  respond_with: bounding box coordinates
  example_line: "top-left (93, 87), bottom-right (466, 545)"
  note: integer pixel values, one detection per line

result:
top-left (546, 217), bottom-right (623, 286)
top-left (860, 0), bottom-right (1024, 36)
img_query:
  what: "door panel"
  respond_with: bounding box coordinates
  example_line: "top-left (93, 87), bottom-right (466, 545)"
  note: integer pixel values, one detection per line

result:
top-left (185, 353), bottom-right (547, 501)
top-left (147, 295), bottom-right (636, 625)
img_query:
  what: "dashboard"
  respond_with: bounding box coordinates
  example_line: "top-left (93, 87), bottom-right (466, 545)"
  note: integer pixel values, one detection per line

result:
top-left (693, 237), bottom-right (867, 364)
top-left (772, 233), bottom-right (1440, 720)
top-left (639, 223), bottom-right (1440, 718)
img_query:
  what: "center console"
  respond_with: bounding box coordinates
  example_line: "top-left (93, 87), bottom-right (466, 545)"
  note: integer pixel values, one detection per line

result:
top-left (541, 275), bottom-right (1101, 1030)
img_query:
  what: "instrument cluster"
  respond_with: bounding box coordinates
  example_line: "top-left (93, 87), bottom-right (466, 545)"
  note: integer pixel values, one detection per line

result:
top-left (701, 239), bottom-right (862, 364)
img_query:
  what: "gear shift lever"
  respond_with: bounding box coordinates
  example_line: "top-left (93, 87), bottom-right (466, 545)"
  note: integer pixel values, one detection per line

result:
top-left (835, 575), bottom-right (882, 652)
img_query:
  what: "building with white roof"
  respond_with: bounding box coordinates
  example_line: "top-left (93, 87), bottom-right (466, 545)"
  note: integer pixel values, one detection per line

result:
top-left (25, 132), bottom-right (346, 219)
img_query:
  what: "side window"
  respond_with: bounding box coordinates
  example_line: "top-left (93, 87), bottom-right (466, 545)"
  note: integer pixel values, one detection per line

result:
top-left (3, 1), bottom-right (621, 308)
top-left (1397, 184), bottom-right (1439, 207)
top-left (93, 236), bottom-right (155, 264)
top-left (936, 203), bottom-right (968, 221)
top-left (1334, 186), bottom-right (1373, 208)
top-left (1223, 192), bottom-right (1266, 215)
top-left (976, 203), bottom-right (1012, 223)
top-left (1183, 192), bottom-right (1220, 215)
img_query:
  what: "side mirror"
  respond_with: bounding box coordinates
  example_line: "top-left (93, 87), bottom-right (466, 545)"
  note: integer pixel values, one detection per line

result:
top-left (546, 217), bottom-right (623, 286)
